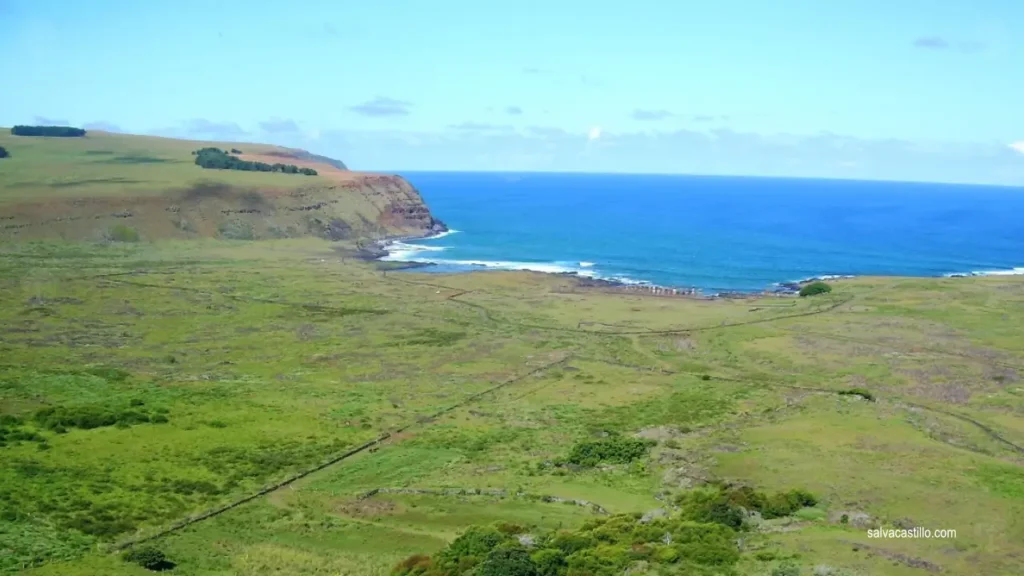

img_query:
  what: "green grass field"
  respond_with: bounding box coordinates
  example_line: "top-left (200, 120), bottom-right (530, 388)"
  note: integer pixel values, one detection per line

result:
top-left (2, 238), bottom-right (1022, 575)
top-left (0, 131), bottom-right (331, 203)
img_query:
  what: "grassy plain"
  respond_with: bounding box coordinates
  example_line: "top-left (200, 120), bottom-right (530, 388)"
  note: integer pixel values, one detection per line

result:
top-left (1, 238), bottom-right (1022, 575)
top-left (0, 131), bottom-right (338, 203)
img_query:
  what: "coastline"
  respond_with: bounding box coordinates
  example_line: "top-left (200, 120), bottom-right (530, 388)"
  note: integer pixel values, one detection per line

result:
top-left (360, 228), bottom-right (1023, 299)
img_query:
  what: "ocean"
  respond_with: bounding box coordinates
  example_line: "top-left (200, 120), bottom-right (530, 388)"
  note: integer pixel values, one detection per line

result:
top-left (383, 172), bottom-right (1024, 293)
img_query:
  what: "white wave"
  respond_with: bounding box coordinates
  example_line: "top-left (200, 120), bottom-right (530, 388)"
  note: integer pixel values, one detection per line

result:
top-left (579, 261), bottom-right (595, 268)
top-left (605, 275), bottom-right (651, 286)
top-left (387, 241), bottom-right (446, 252)
top-left (780, 274), bottom-right (856, 285)
top-left (944, 267), bottom-right (1024, 277)
top-left (425, 228), bottom-right (459, 240)
top-left (380, 254), bottom-right (607, 277)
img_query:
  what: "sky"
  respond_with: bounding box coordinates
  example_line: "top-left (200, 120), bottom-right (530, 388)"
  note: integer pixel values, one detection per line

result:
top-left (2, 0), bottom-right (1023, 185)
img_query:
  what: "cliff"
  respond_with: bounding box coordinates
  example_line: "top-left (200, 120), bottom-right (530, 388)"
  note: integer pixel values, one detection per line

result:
top-left (0, 130), bottom-right (446, 242)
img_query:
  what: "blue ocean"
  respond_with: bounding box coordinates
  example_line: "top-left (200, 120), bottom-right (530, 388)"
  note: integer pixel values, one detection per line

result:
top-left (385, 172), bottom-right (1024, 293)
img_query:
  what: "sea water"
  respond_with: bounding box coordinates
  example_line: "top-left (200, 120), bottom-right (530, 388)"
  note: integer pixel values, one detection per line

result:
top-left (383, 172), bottom-right (1024, 293)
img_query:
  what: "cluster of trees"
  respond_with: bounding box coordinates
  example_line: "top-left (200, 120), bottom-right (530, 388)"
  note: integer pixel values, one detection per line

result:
top-left (393, 485), bottom-right (818, 575)
top-left (675, 485), bottom-right (818, 529)
top-left (799, 281), bottom-right (832, 297)
top-left (11, 125), bottom-right (86, 137)
top-left (33, 400), bottom-right (168, 433)
top-left (565, 435), bottom-right (656, 467)
top-left (0, 146), bottom-right (9, 158)
top-left (393, 514), bottom-right (738, 576)
top-left (192, 147), bottom-right (317, 175)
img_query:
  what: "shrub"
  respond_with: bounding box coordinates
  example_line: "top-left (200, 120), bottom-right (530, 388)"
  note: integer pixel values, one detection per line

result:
top-left (107, 224), bottom-right (140, 243)
top-left (122, 546), bottom-right (173, 571)
top-left (799, 281), bottom-right (832, 297)
top-left (436, 526), bottom-right (507, 572)
top-left (0, 146), bottom-right (9, 158)
top-left (838, 388), bottom-right (875, 402)
top-left (531, 548), bottom-right (567, 576)
top-left (393, 513), bottom-right (744, 576)
top-left (478, 547), bottom-right (539, 576)
top-left (11, 125), bottom-right (86, 137)
top-left (762, 489), bottom-right (818, 519)
top-left (566, 436), bottom-right (656, 467)
top-left (33, 404), bottom-right (168, 431)
top-left (392, 554), bottom-right (434, 575)
top-left (677, 486), bottom-right (818, 525)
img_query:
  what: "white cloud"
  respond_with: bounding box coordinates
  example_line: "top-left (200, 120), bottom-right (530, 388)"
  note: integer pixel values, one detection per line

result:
top-left (1009, 141), bottom-right (1024, 155)
top-left (588, 126), bottom-right (602, 141)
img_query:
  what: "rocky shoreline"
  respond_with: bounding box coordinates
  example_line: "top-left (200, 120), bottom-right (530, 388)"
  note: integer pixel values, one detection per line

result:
top-left (356, 226), bottom-right (853, 300)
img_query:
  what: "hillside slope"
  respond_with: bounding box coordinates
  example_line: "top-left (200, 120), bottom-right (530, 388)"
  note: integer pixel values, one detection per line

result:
top-left (0, 130), bottom-right (446, 241)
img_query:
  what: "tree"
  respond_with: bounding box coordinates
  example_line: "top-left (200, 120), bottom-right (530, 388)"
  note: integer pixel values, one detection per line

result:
top-left (798, 281), bottom-right (832, 297)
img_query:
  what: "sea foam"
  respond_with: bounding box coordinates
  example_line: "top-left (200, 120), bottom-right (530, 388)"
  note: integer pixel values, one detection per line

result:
top-left (944, 267), bottom-right (1024, 277)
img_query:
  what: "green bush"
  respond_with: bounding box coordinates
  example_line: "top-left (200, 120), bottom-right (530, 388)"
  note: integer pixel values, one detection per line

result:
top-left (436, 526), bottom-right (506, 572)
top-left (677, 486), bottom-right (818, 525)
top-left (392, 554), bottom-right (434, 575)
top-left (396, 513), bottom-right (743, 576)
top-left (799, 281), bottom-right (832, 297)
top-left (478, 547), bottom-right (538, 576)
top-left (837, 388), bottom-right (875, 402)
top-left (122, 545), bottom-right (173, 571)
top-left (566, 435), bottom-right (656, 467)
top-left (531, 548), bottom-right (567, 576)
top-left (33, 403), bottom-right (168, 432)
top-left (0, 145), bottom-right (9, 158)
top-left (107, 224), bottom-right (140, 243)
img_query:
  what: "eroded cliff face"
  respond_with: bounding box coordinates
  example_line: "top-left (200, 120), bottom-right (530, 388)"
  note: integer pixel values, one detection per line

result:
top-left (0, 173), bottom-right (447, 242)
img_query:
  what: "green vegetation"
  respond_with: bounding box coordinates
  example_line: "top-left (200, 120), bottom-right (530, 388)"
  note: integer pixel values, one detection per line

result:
top-left (11, 126), bottom-right (87, 137)
top-left (836, 387), bottom-right (875, 402)
top-left (798, 281), bottom-right (832, 297)
top-left (33, 402), bottom-right (168, 431)
top-left (0, 131), bottom-right (337, 205)
top-left (393, 512), bottom-right (742, 576)
top-left (193, 147), bottom-right (317, 175)
top-left (0, 146), bottom-right (8, 158)
top-left (564, 435), bottom-right (656, 467)
top-left (122, 546), bottom-right (173, 571)
top-left (0, 209), bottom-right (1022, 574)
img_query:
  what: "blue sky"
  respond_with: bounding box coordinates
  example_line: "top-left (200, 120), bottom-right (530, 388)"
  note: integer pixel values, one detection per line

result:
top-left (2, 0), bottom-right (1023, 184)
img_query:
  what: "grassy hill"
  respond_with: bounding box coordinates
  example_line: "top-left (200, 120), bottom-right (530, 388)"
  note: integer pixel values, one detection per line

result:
top-left (0, 130), bottom-right (444, 242)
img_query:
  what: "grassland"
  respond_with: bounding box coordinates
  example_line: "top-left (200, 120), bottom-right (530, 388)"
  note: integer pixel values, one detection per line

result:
top-left (1, 237), bottom-right (1022, 575)
top-left (0, 130), bottom-right (441, 243)
top-left (0, 131), bottom-right (335, 203)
